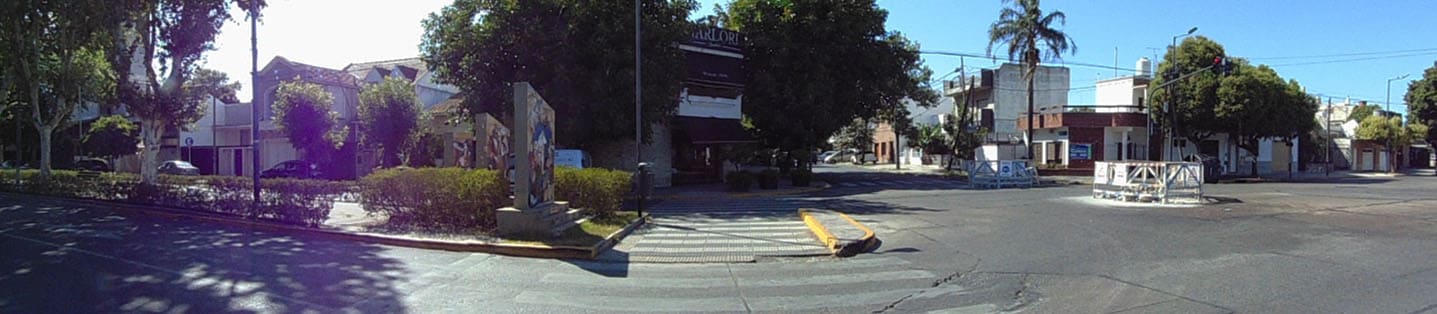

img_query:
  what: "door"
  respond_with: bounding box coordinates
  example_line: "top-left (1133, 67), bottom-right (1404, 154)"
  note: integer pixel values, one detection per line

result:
top-left (1272, 142), bottom-right (1291, 174)
top-left (233, 149), bottom-right (244, 176)
top-left (1361, 149), bottom-right (1374, 171)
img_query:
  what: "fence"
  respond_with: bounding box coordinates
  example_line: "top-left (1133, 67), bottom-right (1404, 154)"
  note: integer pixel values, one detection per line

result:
top-left (1092, 161), bottom-right (1203, 204)
top-left (965, 160), bottom-right (1037, 189)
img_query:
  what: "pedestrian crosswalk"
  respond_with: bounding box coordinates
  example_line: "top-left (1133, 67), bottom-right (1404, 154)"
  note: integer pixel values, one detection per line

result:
top-left (616, 198), bottom-right (832, 262)
top-left (829, 177), bottom-right (966, 189)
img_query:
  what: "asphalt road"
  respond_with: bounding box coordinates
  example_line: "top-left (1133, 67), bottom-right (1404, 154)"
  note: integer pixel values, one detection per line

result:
top-left (3, 165), bottom-right (1437, 313)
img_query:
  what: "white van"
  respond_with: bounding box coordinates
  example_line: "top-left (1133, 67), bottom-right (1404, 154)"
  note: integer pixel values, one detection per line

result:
top-left (556, 149), bottom-right (590, 169)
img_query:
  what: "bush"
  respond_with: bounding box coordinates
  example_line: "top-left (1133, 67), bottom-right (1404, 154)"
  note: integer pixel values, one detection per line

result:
top-left (757, 169), bottom-right (780, 189)
top-left (359, 168), bottom-right (506, 232)
top-left (726, 171), bottom-right (754, 192)
top-left (0, 170), bottom-right (344, 228)
top-left (790, 168), bottom-right (814, 187)
top-left (555, 166), bottom-right (632, 217)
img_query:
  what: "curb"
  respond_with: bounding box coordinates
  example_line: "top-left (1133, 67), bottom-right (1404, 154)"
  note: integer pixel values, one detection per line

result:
top-left (0, 192), bottom-right (642, 260)
top-left (650, 181), bottom-right (830, 201)
top-left (798, 208), bottom-right (877, 257)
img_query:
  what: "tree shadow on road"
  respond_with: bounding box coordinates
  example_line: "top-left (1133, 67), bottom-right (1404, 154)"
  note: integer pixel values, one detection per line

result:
top-left (0, 195), bottom-right (411, 313)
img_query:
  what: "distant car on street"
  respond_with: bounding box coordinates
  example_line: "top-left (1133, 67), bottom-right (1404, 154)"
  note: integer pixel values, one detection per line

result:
top-left (818, 151), bottom-right (840, 164)
top-left (158, 160), bottom-right (200, 176)
top-left (1, 160), bottom-right (31, 169)
top-left (260, 160), bottom-right (322, 179)
top-left (72, 158), bottom-right (112, 172)
top-left (853, 152), bottom-right (878, 164)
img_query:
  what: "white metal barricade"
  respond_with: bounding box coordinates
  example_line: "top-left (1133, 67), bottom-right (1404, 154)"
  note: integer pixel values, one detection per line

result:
top-left (1092, 161), bottom-right (1203, 204)
top-left (965, 160), bottom-right (1038, 189)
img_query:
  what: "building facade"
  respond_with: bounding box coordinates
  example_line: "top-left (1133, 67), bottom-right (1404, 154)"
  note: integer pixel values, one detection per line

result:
top-left (945, 63), bottom-right (1070, 160)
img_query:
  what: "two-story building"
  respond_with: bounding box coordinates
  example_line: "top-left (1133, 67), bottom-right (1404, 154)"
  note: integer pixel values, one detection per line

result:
top-left (945, 63), bottom-right (1070, 161)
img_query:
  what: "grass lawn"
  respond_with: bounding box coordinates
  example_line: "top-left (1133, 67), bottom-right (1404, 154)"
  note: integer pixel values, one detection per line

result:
top-left (502, 211), bottom-right (642, 247)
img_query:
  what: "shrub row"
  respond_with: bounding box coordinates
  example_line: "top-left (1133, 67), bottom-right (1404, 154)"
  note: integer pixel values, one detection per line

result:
top-left (356, 166), bottom-right (635, 232)
top-left (358, 168), bottom-right (507, 232)
top-left (0, 170), bottom-right (347, 228)
top-left (724, 168), bottom-right (815, 192)
top-left (555, 166), bottom-right (631, 217)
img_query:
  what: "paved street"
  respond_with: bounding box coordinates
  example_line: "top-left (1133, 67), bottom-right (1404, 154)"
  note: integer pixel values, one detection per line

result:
top-left (4, 165), bottom-right (1437, 312)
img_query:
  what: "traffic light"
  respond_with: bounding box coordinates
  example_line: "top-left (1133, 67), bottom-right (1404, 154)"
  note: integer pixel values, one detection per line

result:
top-left (1212, 55), bottom-right (1233, 75)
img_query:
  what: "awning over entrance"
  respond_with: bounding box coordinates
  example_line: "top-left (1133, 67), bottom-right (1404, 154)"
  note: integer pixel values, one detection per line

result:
top-left (673, 116), bottom-right (754, 144)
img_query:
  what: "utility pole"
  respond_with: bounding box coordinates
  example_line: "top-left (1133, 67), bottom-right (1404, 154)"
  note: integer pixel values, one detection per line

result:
top-left (634, 0), bottom-right (642, 169)
top-left (1325, 97), bottom-right (1332, 177)
top-left (250, 6), bottom-right (261, 207)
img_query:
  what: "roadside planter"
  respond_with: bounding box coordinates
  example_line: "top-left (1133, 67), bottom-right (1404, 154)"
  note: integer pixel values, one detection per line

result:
top-left (1092, 161), bottom-right (1204, 204)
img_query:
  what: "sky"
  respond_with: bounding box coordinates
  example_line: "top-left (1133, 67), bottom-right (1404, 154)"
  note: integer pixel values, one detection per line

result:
top-left (209, 0), bottom-right (1437, 115)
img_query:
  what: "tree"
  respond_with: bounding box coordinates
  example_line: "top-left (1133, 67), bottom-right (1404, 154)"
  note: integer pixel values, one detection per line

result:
top-left (1216, 62), bottom-right (1316, 176)
top-left (987, 0), bottom-right (1076, 159)
top-left (1406, 61), bottom-right (1437, 150)
top-left (421, 0), bottom-right (695, 148)
top-left (107, 0), bottom-right (264, 184)
top-left (834, 119), bottom-right (875, 153)
top-left (271, 80), bottom-right (340, 161)
top-left (1348, 104), bottom-right (1377, 123)
top-left (1149, 36), bottom-right (1227, 150)
top-left (2, 0), bottom-right (116, 177)
top-left (725, 0), bottom-right (936, 164)
top-left (188, 67), bottom-right (241, 104)
top-left (358, 77), bottom-right (422, 168)
top-left (906, 123), bottom-right (949, 163)
top-left (83, 115), bottom-right (140, 160)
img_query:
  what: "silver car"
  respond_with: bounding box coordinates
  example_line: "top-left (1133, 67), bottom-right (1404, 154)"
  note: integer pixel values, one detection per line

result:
top-left (158, 160), bottom-right (201, 176)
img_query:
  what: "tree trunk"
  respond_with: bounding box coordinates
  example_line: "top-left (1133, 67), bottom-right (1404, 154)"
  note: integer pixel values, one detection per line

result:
top-left (1026, 67), bottom-right (1036, 161)
top-left (37, 129), bottom-right (52, 177)
top-left (139, 118), bottom-right (165, 184)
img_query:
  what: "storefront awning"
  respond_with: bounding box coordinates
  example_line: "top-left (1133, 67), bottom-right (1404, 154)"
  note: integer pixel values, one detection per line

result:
top-left (673, 116), bottom-right (755, 144)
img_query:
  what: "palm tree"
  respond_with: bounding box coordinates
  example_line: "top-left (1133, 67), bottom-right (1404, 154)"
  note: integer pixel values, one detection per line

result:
top-left (987, 0), bottom-right (1075, 160)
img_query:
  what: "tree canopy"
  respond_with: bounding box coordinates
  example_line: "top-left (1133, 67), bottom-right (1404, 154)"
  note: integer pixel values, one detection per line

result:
top-left (1348, 104), bottom-right (1377, 123)
top-left (84, 115), bottom-right (140, 159)
top-left (1, 0), bottom-right (116, 176)
top-left (1406, 61), bottom-right (1437, 145)
top-left (1149, 36), bottom-right (1226, 144)
top-left (358, 77), bottom-right (422, 167)
top-left (723, 0), bottom-right (936, 154)
top-left (421, 0), bottom-right (696, 148)
top-left (107, 0), bottom-right (263, 183)
top-left (271, 80), bottom-right (340, 161)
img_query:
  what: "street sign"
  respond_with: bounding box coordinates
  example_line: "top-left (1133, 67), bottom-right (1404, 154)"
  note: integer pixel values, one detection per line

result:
top-left (184, 137), bottom-right (194, 147)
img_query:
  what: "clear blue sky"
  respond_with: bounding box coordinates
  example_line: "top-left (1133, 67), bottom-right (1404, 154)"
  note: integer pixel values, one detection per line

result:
top-left (213, 0), bottom-right (1437, 114)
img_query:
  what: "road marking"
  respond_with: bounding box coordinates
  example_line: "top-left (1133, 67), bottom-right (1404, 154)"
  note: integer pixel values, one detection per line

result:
top-left (514, 291), bottom-right (748, 312)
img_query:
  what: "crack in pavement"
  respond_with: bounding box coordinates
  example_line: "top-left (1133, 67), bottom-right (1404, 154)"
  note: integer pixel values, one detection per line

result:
top-left (871, 255), bottom-right (980, 313)
top-left (1411, 302), bottom-right (1437, 314)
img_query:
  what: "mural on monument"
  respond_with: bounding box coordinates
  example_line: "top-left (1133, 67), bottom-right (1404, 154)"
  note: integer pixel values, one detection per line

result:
top-left (526, 91), bottom-right (556, 208)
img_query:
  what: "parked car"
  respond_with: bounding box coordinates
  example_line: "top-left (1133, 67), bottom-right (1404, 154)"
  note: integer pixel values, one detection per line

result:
top-left (158, 160), bottom-right (200, 176)
top-left (72, 158), bottom-right (112, 172)
top-left (817, 151), bottom-right (840, 164)
top-left (1, 160), bottom-right (31, 169)
top-left (853, 151), bottom-right (878, 164)
top-left (260, 160), bottom-right (322, 179)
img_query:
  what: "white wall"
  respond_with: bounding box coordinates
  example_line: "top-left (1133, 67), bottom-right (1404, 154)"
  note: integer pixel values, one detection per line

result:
top-left (993, 64), bottom-right (1069, 134)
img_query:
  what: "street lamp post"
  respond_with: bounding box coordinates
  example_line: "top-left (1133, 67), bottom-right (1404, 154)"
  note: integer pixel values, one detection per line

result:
top-left (1164, 27), bottom-right (1197, 161)
top-left (1386, 74), bottom-right (1409, 173)
top-left (250, 6), bottom-right (261, 208)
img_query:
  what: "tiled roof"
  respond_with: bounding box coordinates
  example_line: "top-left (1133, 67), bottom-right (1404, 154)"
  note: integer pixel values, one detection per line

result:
top-left (342, 57), bottom-right (428, 82)
top-left (266, 56), bottom-right (360, 88)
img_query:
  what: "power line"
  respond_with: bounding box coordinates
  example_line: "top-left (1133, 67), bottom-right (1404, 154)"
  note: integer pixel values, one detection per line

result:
top-left (1268, 51), bottom-right (1437, 67)
top-left (1250, 47), bottom-right (1437, 60)
top-left (921, 50), bottom-right (1144, 73)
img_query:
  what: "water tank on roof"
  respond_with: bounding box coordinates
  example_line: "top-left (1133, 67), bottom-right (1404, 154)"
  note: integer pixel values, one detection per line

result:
top-left (1136, 57), bottom-right (1152, 77)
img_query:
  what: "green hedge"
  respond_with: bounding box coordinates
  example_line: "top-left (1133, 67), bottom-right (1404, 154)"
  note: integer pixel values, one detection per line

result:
top-left (555, 166), bottom-right (631, 217)
top-left (757, 169), bottom-right (780, 189)
top-left (726, 171), bottom-right (754, 192)
top-left (0, 170), bottom-right (347, 228)
top-left (790, 168), bottom-right (814, 187)
top-left (358, 168), bottom-right (506, 232)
